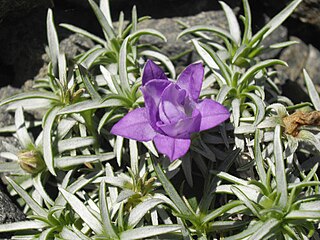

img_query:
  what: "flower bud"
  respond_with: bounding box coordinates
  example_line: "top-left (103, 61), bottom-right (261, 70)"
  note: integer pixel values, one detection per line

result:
top-left (18, 150), bottom-right (45, 174)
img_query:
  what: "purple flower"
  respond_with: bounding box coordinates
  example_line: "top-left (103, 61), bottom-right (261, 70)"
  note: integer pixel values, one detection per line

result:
top-left (111, 60), bottom-right (230, 161)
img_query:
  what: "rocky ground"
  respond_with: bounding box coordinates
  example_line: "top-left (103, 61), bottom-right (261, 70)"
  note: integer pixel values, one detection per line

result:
top-left (0, 0), bottom-right (320, 231)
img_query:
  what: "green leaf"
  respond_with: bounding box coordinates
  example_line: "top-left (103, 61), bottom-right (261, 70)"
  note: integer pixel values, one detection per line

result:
top-left (57, 137), bottom-right (95, 153)
top-left (202, 200), bottom-right (243, 223)
top-left (220, 1), bottom-right (241, 45)
top-left (140, 50), bottom-right (176, 79)
top-left (39, 228), bottom-right (55, 240)
top-left (248, 218), bottom-right (280, 240)
top-left (33, 173), bottom-right (54, 206)
top-left (100, 65), bottom-right (118, 93)
top-left (274, 124), bottom-right (288, 208)
top-left (60, 23), bottom-right (106, 45)
top-left (47, 9), bottom-right (59, 75)
top-left (231, 186), bottom-right (261, 218)
top-left (0, 91), bottom-right (59, 108)
top-left (43, 105), bottom-right (62, 176)
top-left (55, 153), bottom-right (114, 169)
top-left (59, 98), bottom-right (122, 114)
top-left (130, 29), bottom-right (167, 42)
top-left (152, 158), bottom-right (194, 217)
top-left (6, 177), bottom-right (48, 218)
top-left (224, 221), bottom-right (264, 240)
top-left (99, 180), bottom-right (118, 238)
top-left (58, 52), bottom-right (67, 87)
top-left (59, 188), bottom-right (103, 234)
top-left (119, 225), bottom-right (181, 240)
top-left (0, 220), bottom-right (46, 232)
top-left (88, 0), bottom-right (115, 40)
top-left (15, 107), bottom-right (34, 149)
top-left (118, 37), bottom-right (131, 92)
top-left (304, 69), bottom-right (320, 110)
top-left (239, 59), bottom-right (287, 85)
top-left (191, 39), bottom-right (219, 70)
top-left (269, 40), bottom-right (299, 49)
top-left (60, 226), bottom-right (88, 240)
top-left (177, 25), bottom-right (236, 44)
top-left (78, 65), bottom-right (101, 101)
top-left (128, 198), bottom-right (165, 228)
top-left (251, 0), bottom-right (302, 44)
top-left (254, 130), bottom-right (267, 185)
top-left (129, 139), bottom-right (138, 175)
top-left (242, 92), bottom-right (265, 125)
top-left (100, 0), bottom-right (113, 30)
top-left (216, 85), bottom-right (232, 103)
top-left (196, 41), bottom-right (232, 83)
top-left (242, 0), bottom-right (252, 44)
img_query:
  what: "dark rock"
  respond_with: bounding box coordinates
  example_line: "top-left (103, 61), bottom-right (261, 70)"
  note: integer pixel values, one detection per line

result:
top-left (138, 10), bottom-right (229, 67)
top-left (275, 36), bottom-right (320, 103)
top-left (276, 37), bottom-right (309, 85)
top-left (0, 86), bottom-right (26, 238)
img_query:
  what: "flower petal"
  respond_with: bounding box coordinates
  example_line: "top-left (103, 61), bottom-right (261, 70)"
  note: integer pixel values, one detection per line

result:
top-left (141, 80), bottom-right (171, 131)
top-left (142, 60), bottom-right (168, 86)
top-left (196, 99), bottom-right (230, 131)
top-left (176, 62), bottom-right (204, 101)
top-left (111, 108), bottom-right (157, 141)
top-left (157, 109), bottom-right (201, 139)
top-left (154, 134), bottom-right (191, 161)
top-left (158, 84), bottom-right (187, 124)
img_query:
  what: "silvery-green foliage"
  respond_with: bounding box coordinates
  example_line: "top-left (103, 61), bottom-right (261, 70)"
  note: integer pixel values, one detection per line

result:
top-left (1, 0), bottom-right (320, 239)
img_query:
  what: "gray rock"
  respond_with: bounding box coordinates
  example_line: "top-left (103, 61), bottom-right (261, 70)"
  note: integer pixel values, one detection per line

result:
top-left (138, 10), bottom-right (229, 68)
top-left (276, 37), bottom-right (309, 85)
top-left (0, 86), bottom-right (26, 238)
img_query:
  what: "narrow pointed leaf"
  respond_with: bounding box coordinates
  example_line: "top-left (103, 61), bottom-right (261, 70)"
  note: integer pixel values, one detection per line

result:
top-left (304, 69), bottom-right (320, 110)
top-left (100, 0), bottom-right (113, 29)
top-left (59, 188), bottom-right (103, 234)
top-left (251, 0), bottom-right (302, 44)
top-left (99, 181), bottom-right (118, 238)
top-left (153, 159), bottom-right (193, 216)
top-left (88, 0), bottom-right (115, 40)
top-left (43, 106), bottom-right (62, 176)
top-left (140, 50), bottom-right (175, 78)
top-left (128, 198), bottom-right (165, 228)
top-left (248, 218), bottom-right (280, 240)
top-left (274, 124), bottom-right (287, 208)
top-left (78, 65), bottom-right (101, 101)
top-left (15, 107), bottom-right (34, 149)
top-left (6, 177), bottom-right (47, 217)
top-left (220, 1), bottom-right (241, 44)
top-left (47, 9), bottom-right (59, 75)
top-left (0, 221), bottom-right (46, 232)
top-left (120, 225), bottom-right (181, 240)
top-left (60, 23), bottom-right (106, 45)
top-left (119, 37), bottom-right (130, 92)
top-left (0, 91), bottom-right (59, 107)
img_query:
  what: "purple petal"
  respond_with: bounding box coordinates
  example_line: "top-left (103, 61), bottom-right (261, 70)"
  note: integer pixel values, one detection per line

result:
top-left (158, 84), bottom-right (187, 124)
top-left (196, 99), bottom-right (230, 131)
top-left (154, 134), bottom-right (191, 161)
top-left (142, 60), bottom-right (168, 86)
top-left (141, 80), bottom-right (171, 131)
top-left (177, 62), bottom-right (204, 101)
top-left (157, 109), bottom-right (201, 139)
top-left (111, 108), bottom-right (157, 141)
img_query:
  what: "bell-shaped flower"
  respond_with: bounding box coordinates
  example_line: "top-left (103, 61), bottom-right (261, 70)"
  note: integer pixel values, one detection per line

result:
top-left (111, 60), bottom-right (230, 160)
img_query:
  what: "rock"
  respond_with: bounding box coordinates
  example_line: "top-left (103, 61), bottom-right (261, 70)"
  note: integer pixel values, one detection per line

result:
top-left (276, 36), bottom-right (320, 103)
top-left (0, 86), bottom-right (26, 238)
top-left (138, 10), bottom-right (230, 68)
